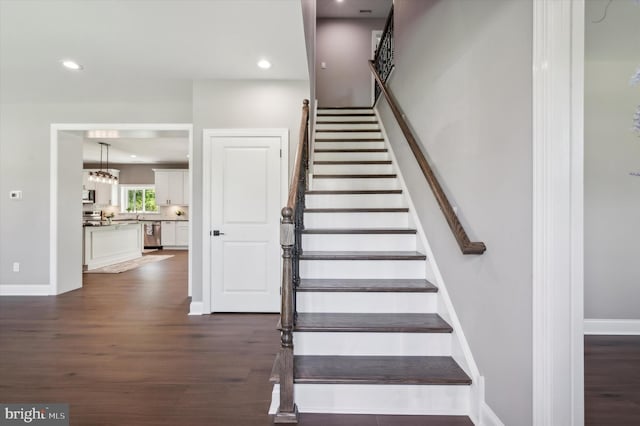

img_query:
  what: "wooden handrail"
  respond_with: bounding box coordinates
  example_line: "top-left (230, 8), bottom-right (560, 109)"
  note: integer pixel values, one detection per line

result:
top-left (369, 61), bottom-right (486, 255)
top-left (287, 99), bottom-right (310, 212)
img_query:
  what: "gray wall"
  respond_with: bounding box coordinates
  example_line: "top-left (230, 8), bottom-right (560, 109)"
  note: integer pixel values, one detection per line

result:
top-left (585, 59), bottom-right (640, 319)
top-left (316, 18), bottom-right (385, 107)
top-left (302, 0), bottom-right (317, 113)
top-left (191, 79), bottom-right (310, 302)
top-left (376, 1), bottom-right (532, 424)
top-left (84, 163), bottom-right (189, 185)
top-left (0, 98), bottom-right (191, 286)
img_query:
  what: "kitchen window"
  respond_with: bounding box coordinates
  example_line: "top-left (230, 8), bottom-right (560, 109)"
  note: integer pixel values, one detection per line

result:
top-left (120, 185), bottom-right (158, 213)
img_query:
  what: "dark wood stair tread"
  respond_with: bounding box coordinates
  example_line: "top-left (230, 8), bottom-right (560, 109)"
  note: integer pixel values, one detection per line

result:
top-left (294, 313), bottom-right (451, 333)
top-left (313, 174), bottom-right (396, 179)
top-left (318, 106), bottom-right (373, 110)
top-left (299, 251), bottom-right (426, 261)
top-left (305, 208), bottom-right (409, 213)
top-left (316, 121), bottom-right (378, 125)
top-left (298, 278), bottom-right (437, 293)
top-left (302, 228), bottom-right (415, 234)
top-left (315, 139), bottom-right (382, 142)
top-left (306, 189), bottom-right (401, 195)
top-left (293, 356), bottom-right (471, 385)
top-left (316, 129), bottom-right (380, 132)
top-left (317, 113), bottom-right (376, 117)
top-left (313, 160), bottom-right (392, 165)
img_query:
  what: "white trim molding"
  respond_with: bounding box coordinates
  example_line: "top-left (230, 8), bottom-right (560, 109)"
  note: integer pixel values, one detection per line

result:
top-left (480, 402), bottom-right (505, 426)
top-left (0, 285), bottom-right (52, 296)
top-left (189, 301), bottom-right (204, 316)
top-left (584, 319), bottom-right (640, 335)
top-left (532, 1), bottom-right (584, 425)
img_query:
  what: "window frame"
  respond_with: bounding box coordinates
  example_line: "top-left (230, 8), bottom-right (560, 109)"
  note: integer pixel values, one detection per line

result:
top-left (120, 184), bottom-right (159, 214)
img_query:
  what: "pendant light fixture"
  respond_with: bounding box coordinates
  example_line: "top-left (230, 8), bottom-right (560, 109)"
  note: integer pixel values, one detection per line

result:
top-left (88, 142), bottom-right (118, 185)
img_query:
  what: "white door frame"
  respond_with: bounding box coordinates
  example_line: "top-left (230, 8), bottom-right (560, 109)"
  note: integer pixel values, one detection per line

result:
top-left (49, 123), bottom-right (194, 297)
top-left (532, 0), bottom-right (584, 425)
top-left (201, 128), bottom-right (289, 314)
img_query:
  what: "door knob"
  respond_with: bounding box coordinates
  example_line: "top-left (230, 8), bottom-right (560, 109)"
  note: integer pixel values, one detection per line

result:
top-left (212, 230), bottom-right (225, 236)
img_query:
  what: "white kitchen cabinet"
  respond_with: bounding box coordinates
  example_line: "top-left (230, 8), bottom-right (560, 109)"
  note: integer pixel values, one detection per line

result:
top-left (161, 221), bottom-right (176, 246)
top-left (182, 171), bottom-right (189, 205)
top-left (175, 221), bottom-right (189, 246)
top-left (154, 170), bottom-right (187, 206)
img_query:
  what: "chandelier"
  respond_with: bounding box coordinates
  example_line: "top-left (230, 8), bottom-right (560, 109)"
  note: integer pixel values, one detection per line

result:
top-left (88, 142), bottom-right (118, 185)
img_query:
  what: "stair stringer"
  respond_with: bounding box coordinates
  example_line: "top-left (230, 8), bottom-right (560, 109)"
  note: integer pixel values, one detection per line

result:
top-left (373, 108), bottom-right (484, 425)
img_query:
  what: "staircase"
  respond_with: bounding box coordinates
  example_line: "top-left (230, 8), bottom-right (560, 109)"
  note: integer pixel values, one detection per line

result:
top-left (271, 106), bottom-right (473, 420)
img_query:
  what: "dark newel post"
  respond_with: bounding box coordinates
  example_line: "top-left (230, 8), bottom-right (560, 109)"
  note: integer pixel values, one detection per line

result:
top-left (274, 207), bottom-right (298, 423)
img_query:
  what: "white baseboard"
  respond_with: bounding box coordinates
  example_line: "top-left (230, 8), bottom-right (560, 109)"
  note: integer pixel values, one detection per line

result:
top-left (479, 401), bottom-right (504, 426)
top-left (584, 319), bottom-right (640, 335)
top-left (189, 300), bottom-right (204, 315)
top-left (0, 284), bottom-right (52, 296)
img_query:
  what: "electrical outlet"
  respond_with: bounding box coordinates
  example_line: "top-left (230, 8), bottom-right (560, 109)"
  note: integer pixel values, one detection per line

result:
top-left (12, 262), bottom-right (20, 272)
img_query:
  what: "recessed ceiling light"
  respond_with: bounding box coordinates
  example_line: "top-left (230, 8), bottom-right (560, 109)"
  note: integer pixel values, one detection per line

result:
top-left (61, 60), bottom-right (83, 70)
top-left (257, 59), bottom-right (271, 69)
top-left (130, 155), bottom-right (137, 158)
top-left (336, 0), bottom-right (344, 3)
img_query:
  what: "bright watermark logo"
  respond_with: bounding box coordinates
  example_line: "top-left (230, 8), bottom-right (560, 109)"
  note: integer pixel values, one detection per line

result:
top-left (0, 404), bottom-right (68, 425)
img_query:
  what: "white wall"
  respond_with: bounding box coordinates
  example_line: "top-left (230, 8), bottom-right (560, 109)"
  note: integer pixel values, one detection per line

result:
top-left (584, 60), bottom-right (640, 319)
top-left (191, 79), bottom-right (310, 302)
top-left (376, 1), bottom-right (532, 424)
top-left (316, 18), bottom-right (385, 107)
top-left (0, 98), bottom-right (191, 288)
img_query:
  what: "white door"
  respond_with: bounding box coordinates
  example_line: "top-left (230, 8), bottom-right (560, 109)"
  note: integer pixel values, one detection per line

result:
top-left (206, 133), bottom-right (284, 312)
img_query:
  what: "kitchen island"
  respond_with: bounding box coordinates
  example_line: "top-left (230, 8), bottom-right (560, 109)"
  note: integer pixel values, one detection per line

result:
top-left (83, 222), bottom-right (143, 270)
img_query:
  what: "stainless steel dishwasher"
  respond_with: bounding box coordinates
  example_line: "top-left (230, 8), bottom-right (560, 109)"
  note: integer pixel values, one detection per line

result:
top-left (143, 221), bottom-right (162, 248)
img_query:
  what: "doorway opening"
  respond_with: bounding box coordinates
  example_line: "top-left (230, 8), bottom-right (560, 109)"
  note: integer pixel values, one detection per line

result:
top-left (50, 123), bottom-right (194, 308)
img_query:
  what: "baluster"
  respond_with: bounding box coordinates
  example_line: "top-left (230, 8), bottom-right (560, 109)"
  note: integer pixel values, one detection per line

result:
top-left (274, 208), bottom-right (298, 423)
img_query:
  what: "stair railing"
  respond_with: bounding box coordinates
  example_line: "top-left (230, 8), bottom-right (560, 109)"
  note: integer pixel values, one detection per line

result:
top-left (369, 7), bottom-right (485, 255)
top-left (373, 5), bottom-right (394, 102)
top-left (274, 99), bottom-right (309, 423)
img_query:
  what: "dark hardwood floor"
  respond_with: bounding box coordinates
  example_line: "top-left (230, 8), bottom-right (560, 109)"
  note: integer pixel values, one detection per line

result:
top-left (585, 335), bottom-right (640, 425)
top-left (1, 251), bottom-right (637, 425)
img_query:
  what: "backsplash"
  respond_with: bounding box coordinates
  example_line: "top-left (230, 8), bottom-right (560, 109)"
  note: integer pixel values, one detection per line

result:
top-left (83, 204), bottom-right (189, 221)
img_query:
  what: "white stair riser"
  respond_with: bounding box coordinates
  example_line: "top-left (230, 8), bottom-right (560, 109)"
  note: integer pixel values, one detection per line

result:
top-left (306, 193), bottom-right (406, 209)
top-left (312, 178), bottom-right (400, 191)
top-left (313, 163), bottom-right (393, 174)
top-left (302, 233), bottom-right (416, 251)
top-left (317, 109), bottom-right (373, 115)
top-left (304, 212), bottom-right (409, 229)
top-left (316, 131), bottom-right (382, 139)
top-left (313, 152), bottom-right (389, 161)
top-left (293, 333), bottom-right (451, 356)
top-left (300, 259), bottom-right (425, 279)
top-left (317, 115), bottom-right (378, 123)
top-left (270, 384), bottom-right (470, 415)
top-left (314, 141), bottom-right (385, 149)
top-left (297, 292), bottom-right (436, 313)
top-left (316, 123), bottom-right (380, 130)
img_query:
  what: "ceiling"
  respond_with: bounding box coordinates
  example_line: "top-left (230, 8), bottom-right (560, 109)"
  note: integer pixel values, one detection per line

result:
top-left (80, 130), bottom-right (189, 164)
top-left (317, 0), bottom-right (392, 19)
top-left (585, 0), bottom-right (640, 61)
top-left (0, 0), bottom-right (309, 103)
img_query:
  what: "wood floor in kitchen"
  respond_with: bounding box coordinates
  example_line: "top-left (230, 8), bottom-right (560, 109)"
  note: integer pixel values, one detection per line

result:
top-left (0, 250), bottom-right (638, 425)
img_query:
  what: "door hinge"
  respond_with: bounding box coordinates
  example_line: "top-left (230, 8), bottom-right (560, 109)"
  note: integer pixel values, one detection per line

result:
top-left (279, 286), bottom-right (282, 295)
top-left (279, 149), bottom-right (282, 158)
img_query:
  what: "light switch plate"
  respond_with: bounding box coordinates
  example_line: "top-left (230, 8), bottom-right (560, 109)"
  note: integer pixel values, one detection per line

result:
top-left (9, 190), bottom-right (22, 200)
